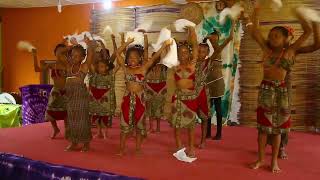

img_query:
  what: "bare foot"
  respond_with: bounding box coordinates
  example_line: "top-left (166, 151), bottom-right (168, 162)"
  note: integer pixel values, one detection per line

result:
top-left (212, 135), bottom-right (221, 140)
top-left (250, 160), bottom-right (264, 170)
top-left (278, 149), bottom-right (288, 160)
top-left (94, 132), bottom-right (103, 139)
top-left (65, 143), bottom-right (77, 151)
top-left (117, 149), bottom-right (125, 156)
top-left (187, 150), bottom-right (196, 158)
top-left (148, 128), bottom-right (156, 134)
top-left (271, 163), bottom-right (281, 173)
top-left (81, 143), bottom-right (90, 152)
top-left (175, 145), bottom-right (183, 152)
top-left (198, 143), bottom-right (205, 149)
top-left (135, 149), bottom-right (142, 156)
top-left (51, 128), bottom-right (60, 139)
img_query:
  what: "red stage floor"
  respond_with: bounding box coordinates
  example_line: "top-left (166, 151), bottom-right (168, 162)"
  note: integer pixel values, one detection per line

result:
top-left (0, 120), bottom-right (319, 180)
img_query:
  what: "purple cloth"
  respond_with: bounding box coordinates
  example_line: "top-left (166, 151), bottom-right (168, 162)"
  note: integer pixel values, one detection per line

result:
top-left (0, 153), bottom-right (144, 180)
top-left (19, 84), bottom-right (53, 126)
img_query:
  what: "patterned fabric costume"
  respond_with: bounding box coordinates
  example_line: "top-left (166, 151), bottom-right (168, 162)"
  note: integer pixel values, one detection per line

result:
top-left (89, 72), bottom-right (115, 127)
top-left (266, 72), bottom-right (292, 147)
top-left (206, 59), bottom-right (225, 98)
top-left (120, 73), bottom-right (146, 135)
top-left (257, 54), bottom-right (294, 135)
top-left (145, 65), bottom-right (167, 119)
top-left (65, 71), bottom-right (92, 143)
top-left (195, 59), bottom-right (211, 120)
top-left (45, 69), bottom-right (68, 122)
top-left (45, 88), bottom-right (67, 121)
top-left (171, 68), bottom-right (202, 129)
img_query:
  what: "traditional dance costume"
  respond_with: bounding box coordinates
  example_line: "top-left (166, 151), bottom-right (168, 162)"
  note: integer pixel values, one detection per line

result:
top-left (65, 70), bottom-right (92, 143)
top-left (145, 66), bottom-right (167, 119)
top-left (195, 59), bottom-right (211, 120)
top-left (89, 72), bottom-right (115, 127)
top-left (45, 69), bottom-right (68, 122)
top-left (120, 73), bottom-right (146, 136)
top-left (206, 59), bottom-right (225, 137)
top-left (257, 52), bottom-right (293, 134)
top-left (109, 73), bottom-right (116, 126)
top-left (171, 68), bottom-right (199, 129)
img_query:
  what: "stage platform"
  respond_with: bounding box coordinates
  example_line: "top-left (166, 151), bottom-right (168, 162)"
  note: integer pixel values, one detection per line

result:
top-left (0, 120), bottom-right (319, 180)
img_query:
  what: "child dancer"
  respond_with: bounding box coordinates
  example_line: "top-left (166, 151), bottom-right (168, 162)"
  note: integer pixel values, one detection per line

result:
top-left (65, 36), bottom-right (96, 152)
top-left (266, 22), bottom-right (320, 159)
top-left (31, 42), bottom-right (69, 139)
top-left (197, 22), bottom-right (234, 148)
top-left (89, 36), bottom-right (118, 139)
top-left (249, 5), bottom-right (311, 173)
top-left (171, 26), bottom-right (206, 157)
top-left (145, 61), bottom-right (168, 133)
top-left (116, 34), bottom-right (171, 156)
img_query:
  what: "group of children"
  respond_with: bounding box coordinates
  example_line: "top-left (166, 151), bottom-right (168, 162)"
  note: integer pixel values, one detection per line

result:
top-left (30, 1), bottom-right (320, 173)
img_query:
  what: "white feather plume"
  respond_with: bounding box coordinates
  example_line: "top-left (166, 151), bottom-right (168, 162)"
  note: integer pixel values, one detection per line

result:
top-left (102, 25), bottom-right (113, 34)
top-left (270, 0), bottom-right (283, 12)
top-left (134, 21), bottom-right (153, 32)
top-left (219, 3), bottom-right (244, 25)
top-left (152, 27), bottom-right (171, 51)
top-left (17, 41), bottom-right (35, 52)
top-left (125, 31), bottom-right (144, 46)
top-left (174, 19), bottom-right (196, 32)
top-left (296, 6), bottom-right (320, 23)
top-left (63, 31), bottom-right (105, 49)
top-left (160, 39), bottom-right (179, 68)
top-left (152, 27), bottom-right (178, 68)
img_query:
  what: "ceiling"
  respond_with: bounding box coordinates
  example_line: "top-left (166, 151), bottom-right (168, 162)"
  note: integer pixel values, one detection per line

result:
top-left (0, 0), bottom-right (123, 8)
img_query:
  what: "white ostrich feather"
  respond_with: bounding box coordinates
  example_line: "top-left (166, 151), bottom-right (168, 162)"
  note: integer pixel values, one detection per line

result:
top-left (17, 41), bottom-right (35, 52)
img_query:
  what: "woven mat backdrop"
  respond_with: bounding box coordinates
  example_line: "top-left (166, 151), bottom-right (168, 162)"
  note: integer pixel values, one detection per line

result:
top-left (239, 0), bottom-right (320, 131)
top-left (90, 2), bottom-right (242, 125)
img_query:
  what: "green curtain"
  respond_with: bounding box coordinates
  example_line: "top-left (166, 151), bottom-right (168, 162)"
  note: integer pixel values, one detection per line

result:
top-left (0, 104), bottom-right (22, 128)
top-left (200, 14), bottom-right (241, 125)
